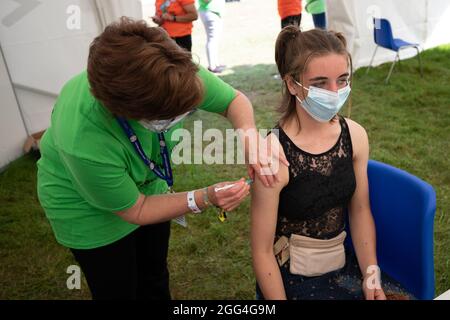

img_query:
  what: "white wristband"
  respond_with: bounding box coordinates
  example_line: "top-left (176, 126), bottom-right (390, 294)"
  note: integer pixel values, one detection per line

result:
top-left (187, 191), bottom-right (201, 214)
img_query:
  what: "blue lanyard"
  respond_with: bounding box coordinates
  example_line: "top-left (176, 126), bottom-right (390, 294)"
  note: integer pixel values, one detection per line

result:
top-left (116, 117), bottom-right (174, 190)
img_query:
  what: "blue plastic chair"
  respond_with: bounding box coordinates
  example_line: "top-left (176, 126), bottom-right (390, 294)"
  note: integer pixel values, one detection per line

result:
top-left (366, 18), bottom-right (423, 83)
top-left (346, 160), bottom-right (436, 299)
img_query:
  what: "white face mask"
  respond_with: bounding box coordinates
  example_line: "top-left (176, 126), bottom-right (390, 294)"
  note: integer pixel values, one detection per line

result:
top-left (139, 111), bottom-right (191, 132)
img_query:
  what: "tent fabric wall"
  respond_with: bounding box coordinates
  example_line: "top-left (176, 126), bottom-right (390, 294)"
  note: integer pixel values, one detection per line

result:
top-left (0, 0), bottom-right (142, 168)
top-left (94, 0), bottom-right (143, 29)
top-left (327, 0), bottom-right (450, 69)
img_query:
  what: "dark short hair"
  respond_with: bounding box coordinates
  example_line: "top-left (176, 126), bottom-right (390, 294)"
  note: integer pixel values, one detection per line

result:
top-left (87, 17), bottom-right (203, 120)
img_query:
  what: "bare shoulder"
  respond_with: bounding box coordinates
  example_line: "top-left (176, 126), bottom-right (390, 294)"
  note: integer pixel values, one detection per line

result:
top-left (252, 163), bottom-right (289, 198)
top-left (263, 131), bottom-right (290, 190)
top-left (343, 118), bottom-right (369, 158)
top-left (344, 118), bottom-right (367, 137)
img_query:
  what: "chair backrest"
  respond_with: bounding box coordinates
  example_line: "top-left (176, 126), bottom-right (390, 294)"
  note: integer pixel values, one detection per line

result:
top-left (346, 160), bottom-right (436, 299)
top-left (373, 18), bottom-right (395, 50)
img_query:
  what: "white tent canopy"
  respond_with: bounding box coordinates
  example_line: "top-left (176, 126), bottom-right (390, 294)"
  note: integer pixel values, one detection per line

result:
top-left (1, 0), bottom-right (449, 169)
top-left (328, 0), bottom-right (450, 69)
top-left (0, 0), bottom-right (142, 170)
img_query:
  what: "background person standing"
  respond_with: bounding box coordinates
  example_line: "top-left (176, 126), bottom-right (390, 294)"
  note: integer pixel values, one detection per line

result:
top-left (306, 0), bottom-right (327, 29)
top-left (199, 0), bottom-right (226, 73)
top-left (278, 0), bottom-right (302, 29)
top-left (152, 0), bottom-right (198, 51)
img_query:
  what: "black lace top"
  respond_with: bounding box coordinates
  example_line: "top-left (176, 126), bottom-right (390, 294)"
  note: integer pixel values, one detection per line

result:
top-left (274, 116), bottom-right (356, 240)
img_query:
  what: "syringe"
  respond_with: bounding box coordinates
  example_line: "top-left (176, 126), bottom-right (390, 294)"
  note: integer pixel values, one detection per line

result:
top-left (215, 178), bottom-right (253, 222)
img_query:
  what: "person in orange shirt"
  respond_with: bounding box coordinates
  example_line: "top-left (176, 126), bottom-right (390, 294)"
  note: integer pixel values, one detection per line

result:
top-left (278, 0), bottom-right (302, 29)
top-left (152, 0), bottom-right (198, 51)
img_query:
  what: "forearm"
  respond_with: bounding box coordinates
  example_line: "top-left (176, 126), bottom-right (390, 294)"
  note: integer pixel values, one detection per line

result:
top-left (253, 252), bottom-right (287, 300)
top-left (349, 209), bottom-right (378, 276)
top-left (174, 12), bottom-right (197, 22)
top-left (119, 189), bottom-right (206, 225)
top-left (225, 92), bottom-right (258, 161)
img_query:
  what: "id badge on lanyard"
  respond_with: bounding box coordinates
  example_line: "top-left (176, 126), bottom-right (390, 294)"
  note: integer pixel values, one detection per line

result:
top-left (117, 117), bottom-right (187, 227)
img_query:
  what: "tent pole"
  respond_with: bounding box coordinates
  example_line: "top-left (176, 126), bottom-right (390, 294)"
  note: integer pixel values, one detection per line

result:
top-left (92, 0), bottom-right (106, 31)
top-left (0, 42), bottom-right (30, 136)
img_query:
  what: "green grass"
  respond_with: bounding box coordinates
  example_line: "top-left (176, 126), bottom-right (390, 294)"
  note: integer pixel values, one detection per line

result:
top-left (1, 45), bottom-right (449, 299)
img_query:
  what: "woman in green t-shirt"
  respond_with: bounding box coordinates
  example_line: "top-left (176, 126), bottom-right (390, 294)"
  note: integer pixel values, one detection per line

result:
top-left (37, 17), bottom-right (288, 300)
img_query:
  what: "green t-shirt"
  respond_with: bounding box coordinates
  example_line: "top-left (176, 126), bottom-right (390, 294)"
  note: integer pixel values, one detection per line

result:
top-left (198, 0), bottom-right (224, 17)
top-left (305, 0), bottom-right (326, 14)
top-left (37, 65), bottom-right (236, 249)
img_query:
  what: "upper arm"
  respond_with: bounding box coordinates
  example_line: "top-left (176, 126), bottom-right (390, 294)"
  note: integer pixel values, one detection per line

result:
top-left (116, 193), bottom-right (146, 224)
top-left (196, 66), bottom-right (237, 114)
top-left (346, 118), bottom-right (371, 214)
top-left (60, 151), bottom-right (140, 212)
top-left (251, 164), bottom-right (289, 255)
top-left (220, 90), bottom-right (248, 118)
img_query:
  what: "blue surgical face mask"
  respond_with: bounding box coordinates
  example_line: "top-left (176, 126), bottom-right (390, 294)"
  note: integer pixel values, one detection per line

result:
top-left (294, 79), bottom-right (351, 122)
